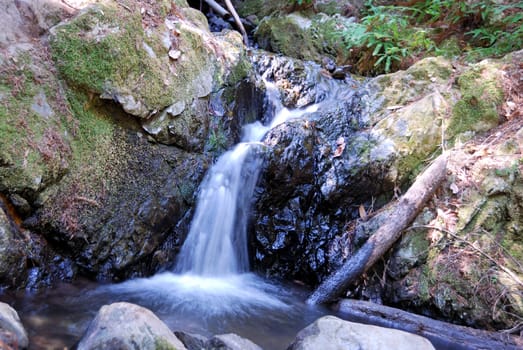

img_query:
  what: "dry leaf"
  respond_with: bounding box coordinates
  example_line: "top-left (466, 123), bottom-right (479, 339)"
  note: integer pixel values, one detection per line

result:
top-left (359, 205), bottom-right (368, 221)
top-left (333, 137), bottom-right (345, 158)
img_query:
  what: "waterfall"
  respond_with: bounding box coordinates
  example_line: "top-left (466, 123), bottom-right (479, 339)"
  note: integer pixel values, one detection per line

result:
top-left (174, 142), bottom-right (261, 275)
top-left (175, 80), bottom-right (319, 276)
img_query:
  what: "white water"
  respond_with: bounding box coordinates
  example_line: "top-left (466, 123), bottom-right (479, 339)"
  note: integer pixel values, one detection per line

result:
top-left (175, 81), bottom-right (319, 277)
top-left (102, 81), bottom-right (321, 320)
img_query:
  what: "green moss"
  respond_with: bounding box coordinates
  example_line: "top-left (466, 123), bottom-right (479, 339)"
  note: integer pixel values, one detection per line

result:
top-left (255, 14), bottom-right (325, 62)
top-left (154, 338), bottom-right (178, 350)
top-left (50, 5), bottom-right (177, 113)
top-left (236, 0), bottom-right (285, 18)
top-left (448, 63), bottom-right (504, 138)
top-left (0, 50), bottom-right (73, 193)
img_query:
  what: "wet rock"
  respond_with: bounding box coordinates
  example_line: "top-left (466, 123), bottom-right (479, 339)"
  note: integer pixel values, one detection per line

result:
top-left (251, 53), bottom-right (511, 287)
top-left (174, 331), bottom-right (207, 350)
top-left (206, 333), bottom-right (262, 350)
top-left (0, 302), bottom-right (29, 349)
top-left (0, 206), bottom-right (27, 287)
top-left (287, 315), bottom-right (435, 350)
top-left (78, 302), bottom-right (186, 350)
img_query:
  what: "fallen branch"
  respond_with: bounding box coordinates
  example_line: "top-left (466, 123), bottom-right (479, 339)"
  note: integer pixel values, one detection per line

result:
top-left (307, 152), bottom-right (448, 304)
top-left (336, 299), bottom-right (523, 350)
top-left (223, 0), bottom-right (249, 46)
top-left (204, 0), bottom-right (230, 18)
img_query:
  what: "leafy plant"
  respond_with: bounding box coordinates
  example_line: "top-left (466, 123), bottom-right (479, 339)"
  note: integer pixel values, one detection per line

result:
top-left (331, 0), bottom-right (523, 75)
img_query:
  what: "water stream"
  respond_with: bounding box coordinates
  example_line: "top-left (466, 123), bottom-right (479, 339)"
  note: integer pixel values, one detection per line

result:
top-left (2, 81), bottom-right (331, 350)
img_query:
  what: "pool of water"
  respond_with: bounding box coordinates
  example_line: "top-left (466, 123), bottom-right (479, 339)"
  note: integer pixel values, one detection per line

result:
top-left (1, 273), bottom-right (331, 350)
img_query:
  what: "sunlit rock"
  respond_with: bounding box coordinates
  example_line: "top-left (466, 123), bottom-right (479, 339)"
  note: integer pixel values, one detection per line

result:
top-left (0, 302), bottom-right (29, 349)
top-left (288, 316), bottom-right (435, 350)
top-left (78, 302), bottom-right (186, 350)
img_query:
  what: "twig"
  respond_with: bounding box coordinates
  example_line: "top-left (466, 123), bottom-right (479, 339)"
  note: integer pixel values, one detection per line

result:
top-left (74, 196), bottom-right (101, 208)
top-left (223, 0), bottom-right (249, 46)
top-left (117, 1), bottom-right (132, 12)
top-left (413, 224), bottom-right (523, 288)
top-left (204, 0), bottom-right (230, 18)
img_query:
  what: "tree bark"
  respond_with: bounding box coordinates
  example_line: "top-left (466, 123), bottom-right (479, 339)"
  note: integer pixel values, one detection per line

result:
top-left (307, 153), bottom-right (448, 305)
top-left (336, 299), bottom-right (523, 350)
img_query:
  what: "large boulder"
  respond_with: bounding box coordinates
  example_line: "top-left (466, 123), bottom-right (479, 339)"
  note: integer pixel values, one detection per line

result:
top-left (254, 12), bottom-right (355, 64)
top-left (78, 302), bottom-right (186, 350)
top-left (0, 0), bottom-right (256, 286)
top-left (0, 302), bottom-right (29, 349)
top-left (287, 316), bottom-right (434, 350)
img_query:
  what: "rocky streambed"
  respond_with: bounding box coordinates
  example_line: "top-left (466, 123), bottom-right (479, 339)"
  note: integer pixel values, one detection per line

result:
top-left (1, 0), bottom-right (523, 349)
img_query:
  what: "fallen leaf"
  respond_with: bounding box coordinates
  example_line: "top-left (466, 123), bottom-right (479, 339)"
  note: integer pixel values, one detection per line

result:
top-left (333, 137), bottom-right (345, 158)
top-left (359, 205), bottom-right (368, 221)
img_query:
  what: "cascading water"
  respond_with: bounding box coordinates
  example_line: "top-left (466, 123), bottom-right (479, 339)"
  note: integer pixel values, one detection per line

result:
top-left (2, 59), bottom-right (360, 350)
top-left (175, 80), bottom-right (319, 277)
top-left (95, 79), bottom-right (324, 323)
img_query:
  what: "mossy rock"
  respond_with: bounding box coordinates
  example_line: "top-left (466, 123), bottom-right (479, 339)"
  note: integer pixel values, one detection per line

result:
top-left (254, 12), bottom-right (352, 63)
top-left (0, 47), bottom-right (73, 199)
top-left (448, 59), bottom-right (504, 139)
top-left (366, 56), bottom-right (455, 122)
top-left (50, 3), bottom-right (248, 120)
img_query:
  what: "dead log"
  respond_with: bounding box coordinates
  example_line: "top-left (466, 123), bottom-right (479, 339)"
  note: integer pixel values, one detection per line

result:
top-left (223, 0), bottom-right (249, 46)
top-left (335, 299), bottom-right (523, 350)
top-left (307, 153), bottom-right (448, 305)
top-left (204, 0), bottom-right (230, 19)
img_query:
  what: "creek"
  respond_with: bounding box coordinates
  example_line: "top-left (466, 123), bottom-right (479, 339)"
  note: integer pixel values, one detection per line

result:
top-left (1, 79), bottom-right (333, 350)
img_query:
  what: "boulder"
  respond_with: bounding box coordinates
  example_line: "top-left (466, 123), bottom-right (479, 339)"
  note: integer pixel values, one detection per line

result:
top-left (49, 1), bottom-right (251, 146)
top-left (206, 334), bottom-right (262, 350)
top-left (175, 331), bottom-right (262, 350)
top-left (78, 302), bottom-right (186, 350)
top-left (12, 0), bottom-right (256, 282)
top-left (0, 206), bottom-right (26, 286)
top-left (287, 316), bottom-right (435, 350)
top-left (0, 302), bottom-right (29, 349)
top-left (254, 12), bottom-right (355, 64)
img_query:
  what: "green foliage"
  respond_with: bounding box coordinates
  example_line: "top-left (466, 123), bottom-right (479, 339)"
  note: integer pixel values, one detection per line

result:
top-left (332, 0), bottom-right (523, 74)
top-left (206, 128), bottom-right (227, 153)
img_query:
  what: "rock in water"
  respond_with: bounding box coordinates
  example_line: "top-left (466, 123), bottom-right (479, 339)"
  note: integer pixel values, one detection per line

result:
top-left (0, 302), bottom-right (29, 349)
top-left (206, 333), bottom-right (262, 350)
top-left (287, 316), bottom-right (435, 350)
top-left (77, 302), bottom-right (186, 350)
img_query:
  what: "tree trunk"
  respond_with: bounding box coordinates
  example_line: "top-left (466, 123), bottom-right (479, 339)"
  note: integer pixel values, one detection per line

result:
top-left (307, 153), bottom-right (448, 305)
top-left (336, 299), bottom-right (523, 350)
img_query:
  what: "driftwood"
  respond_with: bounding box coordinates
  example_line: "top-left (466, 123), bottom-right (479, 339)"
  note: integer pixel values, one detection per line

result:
top-left (336, 299), bottom-right (523, 350)
top-left (204, 0), bottom-right (230, 18)
top-left (223, 0), bottom-right (249, 46)
top-left (307, 153), bottom-right (448, 304)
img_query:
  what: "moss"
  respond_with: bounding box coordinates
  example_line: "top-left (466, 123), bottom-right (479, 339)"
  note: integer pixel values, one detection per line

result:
top-left (235, 0), bottom-right (285, 18)
top-left (407, 56), bottom-right (453, 82)
top-left (154, 338), bottom-right (178, 350)
top-left (50, 5), bottom-right (182, 113)
top-left (0, 49), bottom-right (73, 194)
top-left (255, 14), bottom-right (326, 62)
top-left (448, 62), bottom-right (504, 138)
